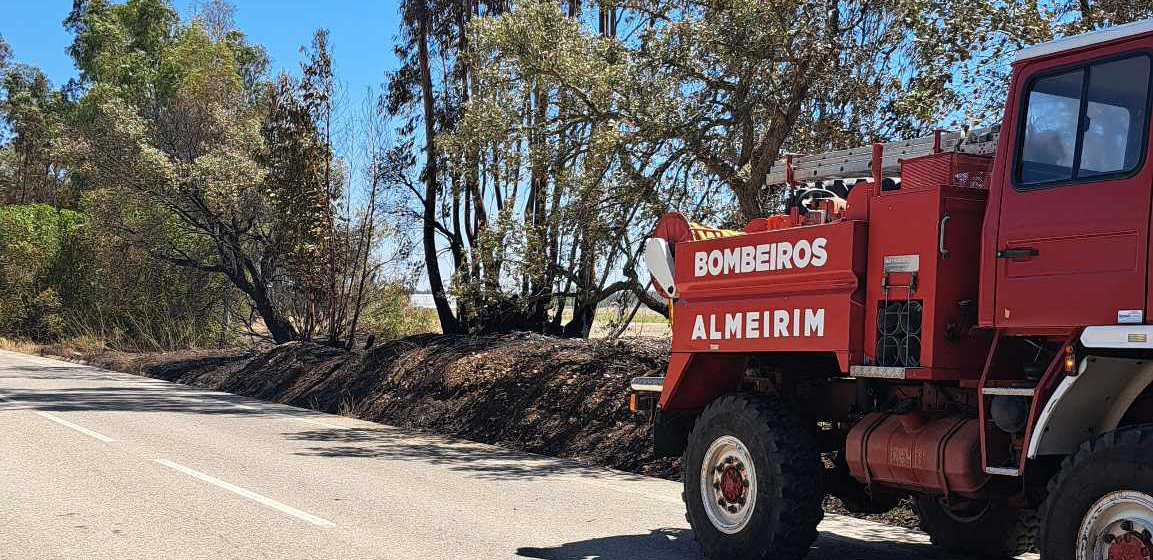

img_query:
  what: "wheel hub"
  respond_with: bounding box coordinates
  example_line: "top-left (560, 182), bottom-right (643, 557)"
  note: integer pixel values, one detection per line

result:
top-left (700, 435), bottom-right (757, 534)
top-left (1107, 532), bottom-right (1153, 560)
top-left (720, 464), bottom-right (745, 502)
top-left (1079, 491), bottom-right (1153, 560)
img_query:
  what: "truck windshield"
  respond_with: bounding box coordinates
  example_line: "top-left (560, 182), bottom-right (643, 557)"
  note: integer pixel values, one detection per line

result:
top-left (1018, 54), bottom-right (1151, 186)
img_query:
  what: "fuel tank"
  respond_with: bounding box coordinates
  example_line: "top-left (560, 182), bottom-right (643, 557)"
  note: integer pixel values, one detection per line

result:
top-left (844, 412), bottom-right (991, 497)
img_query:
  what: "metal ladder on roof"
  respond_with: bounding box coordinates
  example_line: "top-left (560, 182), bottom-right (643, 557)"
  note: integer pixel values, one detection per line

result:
top-left (764, 126), bottom-right (1001, 187)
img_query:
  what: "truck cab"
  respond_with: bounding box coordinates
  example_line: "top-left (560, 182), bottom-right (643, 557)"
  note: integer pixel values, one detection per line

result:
top-left (982, 25), bottom-right (1153, 331)
top-left (637, 18), bottom-right (1153, 560)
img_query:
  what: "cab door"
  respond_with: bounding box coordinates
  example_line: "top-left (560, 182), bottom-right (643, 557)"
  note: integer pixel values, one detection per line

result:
top-left (995, 50), bottom-right (1153, 328)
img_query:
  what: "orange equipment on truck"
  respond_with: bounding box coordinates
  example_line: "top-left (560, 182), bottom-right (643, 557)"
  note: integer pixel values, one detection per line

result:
top-left (633, 18), bottom-right (1153, 560)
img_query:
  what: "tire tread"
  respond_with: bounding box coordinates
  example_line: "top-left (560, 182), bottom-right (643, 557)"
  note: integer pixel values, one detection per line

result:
top-left (682, 394), bottom-right (823, 560)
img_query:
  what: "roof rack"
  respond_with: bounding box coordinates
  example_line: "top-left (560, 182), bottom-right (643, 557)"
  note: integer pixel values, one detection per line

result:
top-left (765, 125), bottom-right (1000, 186)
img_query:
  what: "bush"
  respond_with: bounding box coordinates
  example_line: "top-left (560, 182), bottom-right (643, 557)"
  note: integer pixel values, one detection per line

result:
top-left (0, 204), bottom-right (84, 341)
top-left (356, 282), bottom-right (440, 339)
top-left (0, 203), bottom-right (233, 349)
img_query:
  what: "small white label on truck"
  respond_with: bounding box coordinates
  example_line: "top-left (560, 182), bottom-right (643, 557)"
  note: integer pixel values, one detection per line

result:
top-left (883, 254), bottom-right (920, 273)
top-left (1118, 309), bottom-right (1144, 324)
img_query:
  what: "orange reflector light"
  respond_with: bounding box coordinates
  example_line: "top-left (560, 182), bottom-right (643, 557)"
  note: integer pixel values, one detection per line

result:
top-left (629, 392), bottom-right (638, 413)
top-left (1064, 345), bottom-right (1076, 375)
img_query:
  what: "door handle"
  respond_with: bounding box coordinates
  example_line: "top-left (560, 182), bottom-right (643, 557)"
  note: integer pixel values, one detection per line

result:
top-left (939, 214), bottom-right (951, 258)
top-left (996, 247), bottom-right (1040, 259)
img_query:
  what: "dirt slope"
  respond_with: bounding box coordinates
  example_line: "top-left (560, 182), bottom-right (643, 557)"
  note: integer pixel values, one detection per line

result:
top-left (51, 334), bottom-right (678, 477)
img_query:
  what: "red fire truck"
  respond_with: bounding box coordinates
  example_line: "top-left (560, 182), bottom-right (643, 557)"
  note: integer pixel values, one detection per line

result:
top-left (634, 18), bottom-right (1153, 560)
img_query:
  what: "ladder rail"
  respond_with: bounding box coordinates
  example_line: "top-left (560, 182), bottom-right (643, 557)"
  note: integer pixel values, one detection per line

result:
top-left (764, 125), bottom-right (1001, 186)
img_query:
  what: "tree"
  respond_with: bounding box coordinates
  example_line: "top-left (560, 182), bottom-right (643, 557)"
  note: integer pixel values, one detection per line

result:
top-left (910, 0), bottom-right (1153, 127)
top-left (61, 2), bottom-right (311, 342)
top-left (0, 64), bottom-right (70, 205)
top-left (385, 1), bottom-right (758, 336)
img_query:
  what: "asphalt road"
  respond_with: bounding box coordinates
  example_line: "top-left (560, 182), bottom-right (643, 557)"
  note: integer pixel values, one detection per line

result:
top-left (0, 350), bottom-right (1039, 560)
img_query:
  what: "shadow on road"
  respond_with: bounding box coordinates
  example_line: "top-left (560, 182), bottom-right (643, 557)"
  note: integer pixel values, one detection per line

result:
top-left (0, 365), bottom-right (288, 417)
top-left (514, 527), bottom-right (986, 560)
top-left (286, 427), bottom-right (646, 481)
top-left (516, 528), bottom-right (699, 560)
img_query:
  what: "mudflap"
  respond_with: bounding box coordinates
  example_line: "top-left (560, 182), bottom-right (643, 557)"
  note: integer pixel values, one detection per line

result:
top-left (653, 409), bottom-right (697, 458)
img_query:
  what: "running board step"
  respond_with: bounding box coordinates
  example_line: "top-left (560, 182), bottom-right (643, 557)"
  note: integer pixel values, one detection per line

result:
top-left (630, 376), bottom-right (665, 393)
top-left (985, 467), bottom-right (1021, 477)
top-left (981, 387), bottom-right (1036, 396)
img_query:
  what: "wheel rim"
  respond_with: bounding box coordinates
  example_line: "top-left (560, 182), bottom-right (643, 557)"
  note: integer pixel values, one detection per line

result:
top-left (700, 435), bottom-right (757, 534)
top-left (1077, 490), bottom-right (1153, 560)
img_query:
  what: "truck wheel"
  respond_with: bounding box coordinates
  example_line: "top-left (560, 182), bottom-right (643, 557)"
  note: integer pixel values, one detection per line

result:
top-left (1040, 425), bottom-right (1153, 560)
top-left (914, 495), bottom-right (1038, 558)
top-left (682, 394), bottom-right (822, 560)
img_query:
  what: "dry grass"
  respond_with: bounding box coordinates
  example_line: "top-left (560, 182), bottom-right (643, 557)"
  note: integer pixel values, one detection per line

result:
top-left (0, 335), bottom-right (112, 358)
top-left (0, 337), bottom-right (43, 354)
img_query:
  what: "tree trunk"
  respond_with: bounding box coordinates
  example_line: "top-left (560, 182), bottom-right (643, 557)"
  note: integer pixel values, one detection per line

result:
top-left (245, 281), bottom-right (299, 344)
top-left (418, 2), bottom-right (463, 334)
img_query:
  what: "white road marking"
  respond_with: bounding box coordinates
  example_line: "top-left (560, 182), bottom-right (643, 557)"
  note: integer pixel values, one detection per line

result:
top-left (33, 411), bottom-right (117, 442)
top-left (152, 459), bottom-right (336, 527)
top-left (0, 393), bottom-right (117, 442)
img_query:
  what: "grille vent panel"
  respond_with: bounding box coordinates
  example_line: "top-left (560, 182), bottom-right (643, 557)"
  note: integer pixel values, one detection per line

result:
top-left (876, 300), bottom-right (923, 367)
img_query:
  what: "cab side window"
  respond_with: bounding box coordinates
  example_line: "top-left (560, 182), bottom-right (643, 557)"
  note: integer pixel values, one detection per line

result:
top-left (1017, 54), bottom-right (1151, 187)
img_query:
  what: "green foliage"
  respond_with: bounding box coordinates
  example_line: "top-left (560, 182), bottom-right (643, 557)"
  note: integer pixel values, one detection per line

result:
top-left (0, 203), bottom-right (230, 348)
top-left (0, 63), bottom-right (72, 205)
top-left (0, 204), bottom-right (84, 340)
top-left (356, 282), bottom-right (438, 339)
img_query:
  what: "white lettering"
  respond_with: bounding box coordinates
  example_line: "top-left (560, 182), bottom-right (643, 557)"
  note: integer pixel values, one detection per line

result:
top-left (792, 239), bottom-right (812, 268)
top-left (725, 313), bottom-right (742, 339)
top-left (804, 308), bottom-right (825, 336)
top-left (708, 250), bottom-right (723, 275)
top-left (774, 310), bottom-right (789, 337)
top-left (777, 242), bottom-right (793, 269)
top-left (755, 244), bottom-right (771, 271)
top-left (723, 248), bottom-right (740, 274)
top-left (693, 315), bottom-right (707, 339)
top-left (690, 237), bottom-right (830, 277)
top-left (740, 246), bottom-right (756, 273)
top-left (746, 312), bottom-right (760, 338)
top-left (689, 308), bottom-right (828, 341)
top-left (811, 237), bottom-right (828, 267)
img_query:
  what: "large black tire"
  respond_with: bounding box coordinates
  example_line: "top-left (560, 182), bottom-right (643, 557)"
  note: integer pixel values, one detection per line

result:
top-left (682, 394), bottom-right (823, 560)
top-left (1040, 425), bottom-right (1153, 560)
top-left (914, 495), bottom-right (1038, 558)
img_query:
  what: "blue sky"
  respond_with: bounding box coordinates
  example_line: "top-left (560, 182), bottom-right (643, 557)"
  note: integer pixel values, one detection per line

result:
top-left (2, 0), bottom-right (403, 98)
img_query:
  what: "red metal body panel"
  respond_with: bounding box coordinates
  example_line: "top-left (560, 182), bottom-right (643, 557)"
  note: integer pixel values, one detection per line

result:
top-left (981, 35), bottom-right (1153, 330)
top-left (668, 220), bottom-right (867, 372)
top-left (864, 185), bottom-right (992, 379)
top-left (658, 353), bottom-right (747, 411)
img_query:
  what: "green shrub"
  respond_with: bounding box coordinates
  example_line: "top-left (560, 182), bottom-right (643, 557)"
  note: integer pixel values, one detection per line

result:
top-left (357, 282), bottom-right (440, 339)
top-left (0, 204), bottom-right (85, 341)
